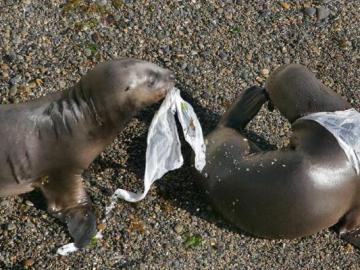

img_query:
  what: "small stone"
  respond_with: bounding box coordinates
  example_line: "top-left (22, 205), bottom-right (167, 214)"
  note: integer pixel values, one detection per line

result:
top-left (246, 52), bottom-right (252, 61)
top-left (91, 32), bottom-right (101, 43)
top-left (35, 79), bottom-right (43, 86)
top-left (339, 39), bottom-right (351, 49)
top-left (97, 223), bottom-right (106, 231)
top-left (174, 223), bottom-right (184, 234)
top-left (59, 80), bottom-right (66, 89)
top-left (28, 81), bottom-right (37, 89)
top-left (317, 7), bottom-right (330, 21)
top-left (9, 86), bottom-right (18, 96)
top-left (25, 200), bottom-right (34, 207)
top-left (261, 68), bottom-right (270, 76)
top-left (303, 7), bottom-right (316, 17)
top-left (0, 200), bottom-right (10, 207)
top-left (7, 223), bottom-right (16, 230)
top-left (311, 46), bottom-right (321, 55)
top-left (4, 52), bottom-right (16, 62)
top-left (84, 48), bottom-right (92, 57)
top-left (79, 67), bottom-right (87, 76)
top-left (25, 222), bottom-right (35, 229)
top-left (280, 2), bottom-right (290, 10)
top-left (24, 258), bottom-right (34, 267)
top-left (10, 75), bottom-right (22, 85)
top-left (344, 243), bottom-right (354, 253)
top-left (0, 63), bottom-right (9, 71)
top-left (2, 71), bottom-right (9, 80)
top-left (96, 0), bottom-right (107, 6)
top-left (284, 58), bottom-right (291, 64)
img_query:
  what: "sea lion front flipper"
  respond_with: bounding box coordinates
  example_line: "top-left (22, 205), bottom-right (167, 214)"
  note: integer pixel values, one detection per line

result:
top-left (218, 86), bottom-right (268, 132)
top-left (40, 173), bottom-right (97, 248)
top-left (62, 203), bottom-right (97, 248)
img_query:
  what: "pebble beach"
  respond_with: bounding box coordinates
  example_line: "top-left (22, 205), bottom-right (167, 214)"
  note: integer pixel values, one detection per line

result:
top-left (0, 0), bottom-right (359, 269)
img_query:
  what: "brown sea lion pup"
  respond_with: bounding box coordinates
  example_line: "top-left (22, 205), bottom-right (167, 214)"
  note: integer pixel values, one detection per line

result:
top-left (0, 58), bottom-right (175, 248)
top-left (196, 64), bottom-right (360, 246)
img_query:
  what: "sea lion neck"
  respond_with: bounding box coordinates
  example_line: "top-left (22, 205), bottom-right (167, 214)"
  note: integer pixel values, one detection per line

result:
top-left (37, 82), bottom-right (136, 143)
top-left (76, 78), bottom-right (139, 133)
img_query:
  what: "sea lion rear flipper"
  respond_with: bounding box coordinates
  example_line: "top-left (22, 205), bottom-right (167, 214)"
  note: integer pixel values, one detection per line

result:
top-left (40, 173), bottom-right (97, 248)
top-left (340, 229), bottom-right (360, 249)
top-left (218, 86), bottom-right (268, 132)
top-left (338, 207), bottom-right (360, 249)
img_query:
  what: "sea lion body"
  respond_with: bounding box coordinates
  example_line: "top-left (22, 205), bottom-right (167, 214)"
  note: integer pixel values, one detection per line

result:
top-left (0, 59), bottom-right (174, 247)
top-left (198, 64), bottom-right (360, 240)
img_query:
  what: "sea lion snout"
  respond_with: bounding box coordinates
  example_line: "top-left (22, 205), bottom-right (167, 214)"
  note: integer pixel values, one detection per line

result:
top-left (145, 68), bottom-right (175, 95)
top-left (118, 59), bottom-right (175, 107)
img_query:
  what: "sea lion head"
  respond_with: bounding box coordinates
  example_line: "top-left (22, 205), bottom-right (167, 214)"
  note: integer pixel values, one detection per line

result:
top-left (265, 64), bottom-right (351, 123)
top-left (83, 58), bottom-right (175, 113)
top-left (120, 59), bottom-right (175, 107)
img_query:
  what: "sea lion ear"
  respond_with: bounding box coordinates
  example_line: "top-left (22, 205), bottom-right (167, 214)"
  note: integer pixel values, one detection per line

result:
top-left (124, 86), bottom-right (130, 92)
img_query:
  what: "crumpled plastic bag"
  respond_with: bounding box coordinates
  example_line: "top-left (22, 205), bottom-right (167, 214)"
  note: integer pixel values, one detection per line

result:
top-left (111, 87), bottom-right (206, 202)
top-left (57, 87), bottom-right (206, 255)
top-left (301, 108), bottom-right (360, 174)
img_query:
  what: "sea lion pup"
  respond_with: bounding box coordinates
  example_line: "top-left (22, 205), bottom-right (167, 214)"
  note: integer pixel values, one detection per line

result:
top-left (197, 64), bottom-right (360, 244)
top-left (0, 58), bottom-right (175, 248)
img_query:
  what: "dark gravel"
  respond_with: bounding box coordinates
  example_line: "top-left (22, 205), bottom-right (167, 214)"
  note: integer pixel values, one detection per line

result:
top-left (0, 0), bottom-right (359, 269)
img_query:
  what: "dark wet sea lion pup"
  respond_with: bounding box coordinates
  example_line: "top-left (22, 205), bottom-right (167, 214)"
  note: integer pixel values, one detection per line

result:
top-left (197, 64), bottom-right (360, 245)
top-left (0, 58), bottom-right (175, 248)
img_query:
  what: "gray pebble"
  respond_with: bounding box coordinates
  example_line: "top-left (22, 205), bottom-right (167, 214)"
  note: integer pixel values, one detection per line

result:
top-left (84, 48), bottom-right (92, 57)
top-left (0, 200), bottom-right (10, 207)
top-left (4, 52), bottom-right (16, 62)
top-left (317, 7), bottom-right (330, 21)
top-left (9, 86), bottom-right (17, 96)
top-left (9, 75), bottom-right (21, 85)
top-left (59, 80), bottom-right (66, 89)
top-left (303, 7), bottom-right (316, 17)
top-left (96, 0), bottom-right (107, 6)
top-left (174, 223), bottom-right (184, 234)
top-left (7, 223), bottom-right (16, 231)
top-left (181, 63), bottom-right (188, 70)
top-left (25, 200), bottom-right (34, 207)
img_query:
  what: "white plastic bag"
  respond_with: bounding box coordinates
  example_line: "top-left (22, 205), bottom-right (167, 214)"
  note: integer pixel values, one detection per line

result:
top-left (57, 87), bottom-right (206, 255)
top-left (301, 108), bottom-right (360, 174)
top-left (111, 87), bottom-right (206, 202)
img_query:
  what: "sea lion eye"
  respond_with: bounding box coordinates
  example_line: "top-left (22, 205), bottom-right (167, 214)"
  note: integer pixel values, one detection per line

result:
top-left (147, 71), bottom-right (159, 88)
